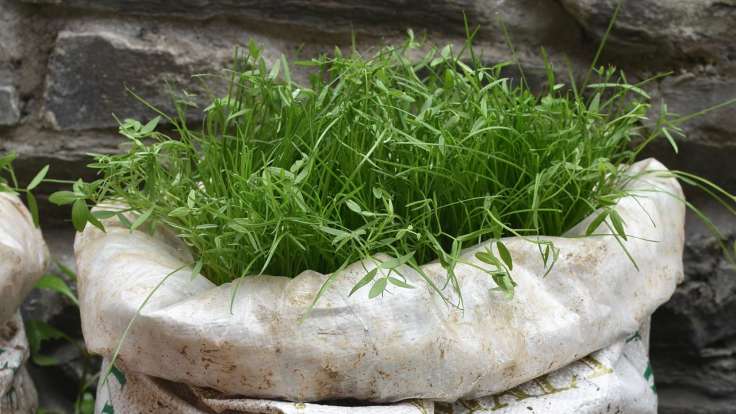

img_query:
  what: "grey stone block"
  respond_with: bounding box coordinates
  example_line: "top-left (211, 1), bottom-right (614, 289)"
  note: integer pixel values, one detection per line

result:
top-left (560, 0), bottom-right (736, 63)
top-left (21, 0), bottom-right (584, 51)
top-left (0, 85), bottom-right (20, 125)
top-left (651, 199), bottom-right (736, 413)
top-left (45, 27), bottom-right (216, 130)
top-left (656, 74), bottom-right (736, 147)
top-left (642, 73), bottom-right (736, 191)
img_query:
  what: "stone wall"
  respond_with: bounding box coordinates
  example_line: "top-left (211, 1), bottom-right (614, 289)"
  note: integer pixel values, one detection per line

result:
top-left (1, 0), bottom-right (734, 412)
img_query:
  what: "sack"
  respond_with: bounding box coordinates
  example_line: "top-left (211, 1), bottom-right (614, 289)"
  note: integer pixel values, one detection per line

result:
top-left (0, 192), bottom-right (48, 414)
top-left (0, 193), bottom-right (49, 324)
top-left (446, 319), bottom-right (657, 414)
top-left (95, 320), bottom-right (656, 413)
top-left (0, 314), bottom-right (38, 414)
top-left (76, 158), bottom-right (684, 404)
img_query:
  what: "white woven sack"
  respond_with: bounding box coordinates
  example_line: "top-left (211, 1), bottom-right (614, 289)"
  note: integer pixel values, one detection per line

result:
top-left (0, 314), bottom-right (38, 414)
top-left (0, 192), bottom-right (48, 414)
top-left (94, 320), bottom-right (656, 413)
top-left (445, 319), bottom-right (657, 414)
top-left (76, 158), bottom-right (684, 404)
top-left (0, 192), bottom-right (49, 324)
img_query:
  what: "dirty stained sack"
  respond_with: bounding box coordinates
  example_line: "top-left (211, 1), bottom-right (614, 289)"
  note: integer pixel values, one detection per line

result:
top-left (0, 192), bottom-right (48, 414)
top-left (0, 314), bottom-right (38, 414)
top-left (95, 320), bottom-right (656, 413)
top-left (76, 158), bottom-right (685, 404)
top-left (0, 192), bottom-right (48, 324)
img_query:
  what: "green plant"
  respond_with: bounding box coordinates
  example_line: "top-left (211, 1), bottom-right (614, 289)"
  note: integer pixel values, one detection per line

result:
top-left (51, 31), bottom-right (736, 306)
top-left (0, 152), bottom-right (49, 227)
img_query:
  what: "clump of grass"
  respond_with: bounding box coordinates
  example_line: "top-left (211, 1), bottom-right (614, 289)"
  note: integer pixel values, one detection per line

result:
top-left (53, 33), bottom-right (734, 302)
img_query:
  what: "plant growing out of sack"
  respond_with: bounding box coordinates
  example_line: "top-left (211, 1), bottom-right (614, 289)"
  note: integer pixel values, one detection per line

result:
top-left (0, 154), bottom-right (50, 414)
top-left (51, 30), bottom-right (736, 413)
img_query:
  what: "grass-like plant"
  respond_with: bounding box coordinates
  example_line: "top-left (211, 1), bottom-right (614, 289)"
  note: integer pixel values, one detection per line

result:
top-left (51, 31), bottom-right (736, 304)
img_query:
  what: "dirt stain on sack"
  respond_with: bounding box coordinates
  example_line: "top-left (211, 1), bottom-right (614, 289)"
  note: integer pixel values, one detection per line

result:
top-left (0, 319), bottom-right (18, 341)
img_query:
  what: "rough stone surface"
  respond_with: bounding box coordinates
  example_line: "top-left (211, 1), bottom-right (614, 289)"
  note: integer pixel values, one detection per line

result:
top-left (41, 16), bottom-right (582, 131)
top-left (560, 0), bottom-right (736, 66)
top-left (0, 0), bottom-right (732, 412)
top-left (44, 22), bottom-right (239, 130)
top-left (22, 0), bottom-right (583, 46)
top-left (0, 0), bottom-right (23, 125)
top-left (0, 85), bottom-right (20, 125)
top-left (1, 0), bottom-right (65, 124)
top-left (654, 74), bottom-right (736, 147)
top-left (642, 71), bottom-right (736, 192)
top-left (0, 0), bottom-right (23, 65)
top-left (651, 198), bottom-right (736, 413)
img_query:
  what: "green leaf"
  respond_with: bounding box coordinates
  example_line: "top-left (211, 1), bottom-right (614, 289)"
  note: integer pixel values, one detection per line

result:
top-left (48, 191), bottom-right (78, 206)
top-left (268, 60), bottom-right (281, 79)
top-left (609, 209), bottom-right (627, 241)
top-left (588, 93), bottom-right (601, 113)
top-left (388, 276), bottom-right (414, 289)
top-left (101, 402), bottom-right (115, 414)
top-left (281, 54), bottom-right (292, 84)
top-left (228, 220), bottom-right (250, 233)
top-left (0, 152), bottom-right (16, 170)
top-left (661, 127), bottom-right (679, 154)
top-left (26, 192), bottom-right (39, 227)
top-left (110, 364), bottom-right (127, 388)
top-left (368, 277), bottom-right (387, 298)
top-left (295, 164), bottom-right (311, 184)
top-left (32, 353), bottom-right (60, 366)
top-left (265, 166), bottom-right (294, 180)
top-left (187, 190), bottom-right (196, 208)
top-left (345, 200), bottom-right (362, 214)
top-left (497, 241), bottom-right (513, 270)
top-left (168, 207), bottom-right (189, 218)
top-left (130, 208), bottom-right (153, 231)
top-left (56, 261), bottom-right (77, 281)
top-left (372, 187), bottom-right (383, 199)
top-left (191, 260), bottom-right (204, 280)
top-left (26, 165), bottom-right (49, 191)
top-left (116, 213), bottom-right (133, 229)
top-left (77, 392), bottom-right (95, 414)
top-left (490, 270), bottom-right (516, 298)
top-left (349, 268), bottom-right (377, 296)
top-left (25, 320), bottom-right (67, 355)
top-left (87, 210), bottom-right (106, 232)
top-left (319, 226), bottom-right (350, 238)
top-left (475, 250), bottom-right (500, 267)
top-left (139, 116), bottom-right (160, 135)
top-left (72, 178), bottom-right (85, 194)
top-left (538, 241), bottom-right (552, 263)
top-left (35, 274), bottom-right (79, 305)
top-left (585, 210), bottom-right (609, 236)
top-left (71, 199), bottom-right (90, 232)
top-left (378, 251), bottom-right (415, 269)
top-left (92, 210), bottom-right (117, 220)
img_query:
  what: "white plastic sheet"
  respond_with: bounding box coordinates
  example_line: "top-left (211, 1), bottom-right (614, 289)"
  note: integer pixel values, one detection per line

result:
top-left (77, 158), bottom-right (684, 409)
top-left (445, 319), bottom-right (657, 413)
top-left (0, 192), bottom-right (48, 414)
top-left (0, 314), bottom-right (38, 414)
top-left (95, 321), bottom-right (656, 413)
top-left (0, 193), bottom-right (49, 324)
